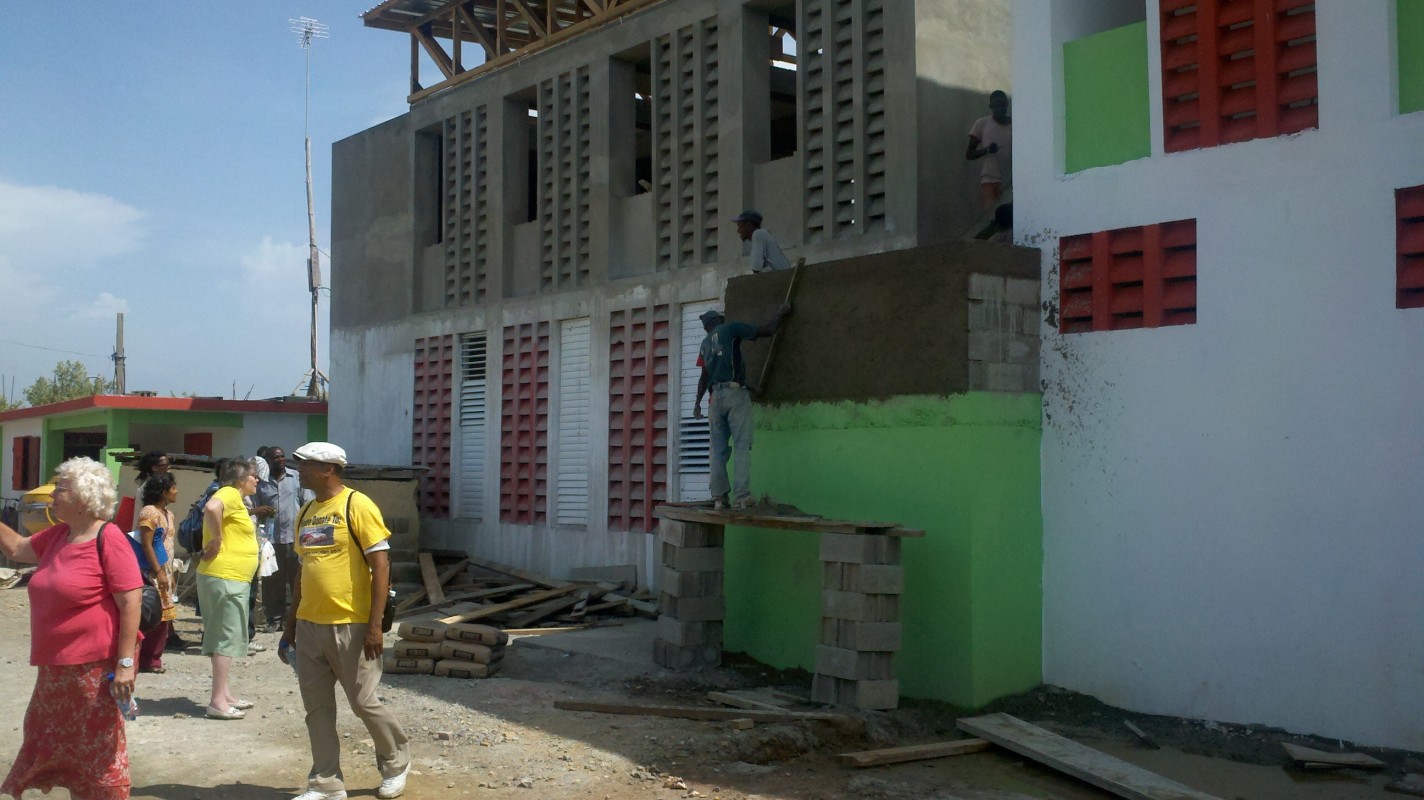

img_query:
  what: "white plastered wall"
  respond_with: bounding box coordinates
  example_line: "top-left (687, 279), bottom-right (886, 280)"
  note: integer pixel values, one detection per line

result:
top-left (1015, 1), bottom-right (1424, 749)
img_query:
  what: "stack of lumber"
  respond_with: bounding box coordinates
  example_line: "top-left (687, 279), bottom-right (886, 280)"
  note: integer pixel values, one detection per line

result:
top-left (381, 553), bottom-right (657, 678)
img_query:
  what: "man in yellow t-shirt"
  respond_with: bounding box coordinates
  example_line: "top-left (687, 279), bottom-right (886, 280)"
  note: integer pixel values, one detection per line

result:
top-left (279, 442), bottom-right (409, 800)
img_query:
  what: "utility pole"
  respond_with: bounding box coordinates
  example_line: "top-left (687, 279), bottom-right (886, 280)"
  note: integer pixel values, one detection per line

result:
top-left (291, 16), bottom-right (330, 400)
top-left (112, 312), bottom-right (126, 394)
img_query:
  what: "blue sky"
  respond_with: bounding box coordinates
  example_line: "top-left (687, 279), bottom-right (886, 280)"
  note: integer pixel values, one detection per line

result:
top-left (0, 2), bottom-right (415, 402)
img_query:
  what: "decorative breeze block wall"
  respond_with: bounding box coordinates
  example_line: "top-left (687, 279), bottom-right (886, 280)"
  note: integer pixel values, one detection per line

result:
top-left (539, 68), bottom-right (593, 291)
top-left (1400, 184), bottom-right (1424, 309)
top-left (412, 335), bottom-right (455, 517)
top-left (607, 305), bottom-right (671, 532)
top-left (1160, 0), bottom-right (1318, 152)
top-left (1059, 219), bottom-right (1198, 333)
top-left (500, 322), bottom-right (550, 523)
top-left (652, 18), bottom-right (721, 271)
top-left (443, 106), bottom-right (489, 306)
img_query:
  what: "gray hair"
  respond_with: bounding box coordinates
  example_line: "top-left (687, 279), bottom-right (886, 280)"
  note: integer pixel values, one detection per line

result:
top-left (220, 458), bottom-right (256, 487)
top-left (54, 457), bottom-right (118, 520)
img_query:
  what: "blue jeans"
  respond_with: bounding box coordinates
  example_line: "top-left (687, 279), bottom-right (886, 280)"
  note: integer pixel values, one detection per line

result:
top-left (709, 386), bottom-right (754, 501)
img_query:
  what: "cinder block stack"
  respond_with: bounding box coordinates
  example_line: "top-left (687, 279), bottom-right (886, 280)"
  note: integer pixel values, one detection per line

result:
top-left (812, 532), bottom-right (903, 710)
top-left (386, 620), bottom-right (510, 678)
top-left (653, 519), bottom-right (726, 669)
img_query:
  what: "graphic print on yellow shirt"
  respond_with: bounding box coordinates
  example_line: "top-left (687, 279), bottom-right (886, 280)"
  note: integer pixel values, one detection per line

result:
top-left (294, 488), bottom-right (391, 625)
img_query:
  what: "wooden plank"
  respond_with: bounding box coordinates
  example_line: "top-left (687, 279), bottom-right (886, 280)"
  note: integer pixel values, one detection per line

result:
top-left (957, 714), bottom-right (1225, 800)
top-left (440, 585), bottom-right (579, 625)
top-left (467, 556), bottom-right (572, 589)
top-left (1281, 742), bottom-right (1385, 770)
top-left (505, 592), bottom-right (588, 628)
top-left (418, 553), bottom-right (446, 605)
top-left (394, 584), bottom-right (535, 619)
top-left (503, 622), bottom-right (623, 635)
top-left (838, 738), bottom-right (992, 768)
top-left (554, 700), bottom-right (848, 723)
top-left (707, 691), bottom-right (788, 713)
top-left (601, 591), bottom-right (657, 616)
top-left (654, 506), bottom-right (918, 536)
top-left (569, 564), bottom-right (638, 586)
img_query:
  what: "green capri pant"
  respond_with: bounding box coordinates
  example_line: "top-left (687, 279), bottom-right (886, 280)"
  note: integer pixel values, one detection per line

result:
top-left (197, 574), bottom-right (250, 658)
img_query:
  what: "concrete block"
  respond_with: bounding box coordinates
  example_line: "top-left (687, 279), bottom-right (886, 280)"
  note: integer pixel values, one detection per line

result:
top-left (661, 593), bottom-right (726, 622)
top-left (653, 638), bottom-right (720, 671)
top-left (816, 646), bottom-right (896, 681)
top-left (822, 591), bottom-right (900, 622)
top-left (985, 363), bottom-right (1029, 393)
top-left (966, 299), bottom-right (988, 331)
top-left (658, 520), bottom-right (724, 548)
top-left (821, 620), bottom-right (902, 652)
top-left (966, 330), bottom-right (990, 361)
top-left (819, 533), bottom-right (901, 565)
top-left (967, 273), bottom-right (1005, 301)
top-left (852, 680), bottom-right (900, 710)
top-left (657, 616), bottom-right (723, 647)
top-left (662, 545), bottom-right (725, 572)
top-left (660, 567), bottom-right (724, 597)
top-left (852, 564), bottom-right (904, 595)
top-left (1005, 277), bottom-right (1039, 306)
top-left (811, 672), bottom-right (842, 705)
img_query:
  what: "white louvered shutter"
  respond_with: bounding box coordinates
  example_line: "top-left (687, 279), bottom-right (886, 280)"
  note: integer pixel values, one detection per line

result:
top-left (456, 332), bottom-right (487, 520)
top-left (556, 317), bottom-right (592, 526)
top-left (678, 301), bottom-right (715, 501)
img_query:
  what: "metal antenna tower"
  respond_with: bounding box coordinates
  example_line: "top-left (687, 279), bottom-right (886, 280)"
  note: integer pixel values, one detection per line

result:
top-left (290, 16), bottom-right (330, 399)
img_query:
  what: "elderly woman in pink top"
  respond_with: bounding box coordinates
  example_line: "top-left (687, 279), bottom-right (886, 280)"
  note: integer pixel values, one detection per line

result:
top-left (0, 457), bottom-right (144, 800)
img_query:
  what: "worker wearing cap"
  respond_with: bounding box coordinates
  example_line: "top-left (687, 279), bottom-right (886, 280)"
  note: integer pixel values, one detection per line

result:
top-left (693, 304), bottom-right (791, 510)
top-left (732, 210), bottom-right (792, 273)
top-left (279, 442), bottom-right (410, 800)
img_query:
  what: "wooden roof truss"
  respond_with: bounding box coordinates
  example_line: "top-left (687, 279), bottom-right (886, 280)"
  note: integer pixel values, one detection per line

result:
top-left (362, 0), bottom-right (667, 103)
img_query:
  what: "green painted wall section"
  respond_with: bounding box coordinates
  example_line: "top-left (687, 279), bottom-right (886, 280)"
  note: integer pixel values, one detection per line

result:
top-left (128, 409), bottom-right (243, 428)
top-left (722, 393), bottom-right (1043, 709)
top-left (1403, 0), bottom-right (1424, 114)
top-left (1064, 21), bottom-right (1151, 173)
top-left (307, 415), bottom-right (328, 443)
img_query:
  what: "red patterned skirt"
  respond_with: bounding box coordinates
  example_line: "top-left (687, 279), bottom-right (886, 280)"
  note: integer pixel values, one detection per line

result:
top-left (1, 660), bottom-right (129, 800)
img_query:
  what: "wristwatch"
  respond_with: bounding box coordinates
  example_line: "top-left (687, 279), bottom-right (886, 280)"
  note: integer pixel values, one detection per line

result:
top-left (118, 657), bottom-right (134, 668)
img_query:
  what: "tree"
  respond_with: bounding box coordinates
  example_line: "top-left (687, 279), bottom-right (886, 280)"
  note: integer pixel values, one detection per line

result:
top-left (22, 360), bottom-right (117, 407)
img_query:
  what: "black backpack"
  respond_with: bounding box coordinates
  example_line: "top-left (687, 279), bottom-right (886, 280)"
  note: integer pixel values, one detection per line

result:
top-left (96, 524), bottom-right (163, 633)
top-left (177, 483), bottom-right (218, 555)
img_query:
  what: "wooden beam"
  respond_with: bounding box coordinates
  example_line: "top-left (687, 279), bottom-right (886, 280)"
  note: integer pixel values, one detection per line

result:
top-left (467, 556), bottom-right (572, 589)
top-left (654, 505), bottom-right (920, 536)
top-left (451, 7), bottom-right (462, 71)
top-left (394, 583), bottom-right (535, 619)
top-left (957, 714), bottom-right (1225, 800)
top-left (508, 0), bottom-right (547, 37)
top-left (1281, 742), bottom-right (1385, 770)
top-left (414, 23), bottom-right (456, 79)
top-left (838, 739), bottom-right (992, 768)
top-left (580, 0), bottom-right (603, 15)
top-left (554, 700), bottom-right (851, 724)
top-left (439, 585), bottom-right (579, 625)
top-left (418, 553), bottom-right (446, 605)
top-left (456, 3), bottom-right (498, 60)
top-left (707, 692), bottom-right (787, 714)
top-left (409, 33), bottom-right (421, 94)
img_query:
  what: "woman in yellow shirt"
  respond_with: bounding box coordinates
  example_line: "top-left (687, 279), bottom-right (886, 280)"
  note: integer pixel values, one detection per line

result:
top-left (197, 459), bottom-right (260, 720)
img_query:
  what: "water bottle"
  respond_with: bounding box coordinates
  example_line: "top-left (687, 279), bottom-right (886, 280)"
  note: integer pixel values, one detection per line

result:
top-left (104, 673), bottom-right (139, 721)
top-left (278, 640), bottom-right (299, 676)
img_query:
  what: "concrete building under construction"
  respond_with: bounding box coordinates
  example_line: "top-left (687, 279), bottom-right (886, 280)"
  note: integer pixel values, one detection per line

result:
top-left (331, 0), bottom-right (1040, 712)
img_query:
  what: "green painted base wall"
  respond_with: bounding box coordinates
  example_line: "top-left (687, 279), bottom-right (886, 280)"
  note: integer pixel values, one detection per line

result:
top-left (723, 393), bottom-right (1042, 709)
top-left (1064, 21), bottom-right (1151, 173)
top-left (1403, 0), bottom-right (1424, 114)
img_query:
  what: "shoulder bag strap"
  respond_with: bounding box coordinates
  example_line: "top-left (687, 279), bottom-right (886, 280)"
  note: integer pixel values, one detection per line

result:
top-left (345, 490), bottom-right (369, 565)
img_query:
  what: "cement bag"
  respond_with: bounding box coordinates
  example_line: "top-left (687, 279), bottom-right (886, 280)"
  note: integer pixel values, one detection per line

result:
top-left (382, 655), bottom-right (435, 674)
top-left (434, 659), bottom-right (499, 679)
top-left (438, 640), bottom-right (504, 664)
top-left (393, 640), bottom-right (441, 659)
top-left (445, 623), bottom-right (509, 647)
top-left (397, 618), bottom-right (449, 642)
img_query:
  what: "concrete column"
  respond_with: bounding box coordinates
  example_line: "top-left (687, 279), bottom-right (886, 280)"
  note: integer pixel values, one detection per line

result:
top-left (652, 519), bottom-right (726, 669)
top-left (813, 532), bottom-right (903, 710)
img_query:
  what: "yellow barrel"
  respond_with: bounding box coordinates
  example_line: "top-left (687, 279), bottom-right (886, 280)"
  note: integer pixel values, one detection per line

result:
top-left (19, 484), bottom-right (57, 535)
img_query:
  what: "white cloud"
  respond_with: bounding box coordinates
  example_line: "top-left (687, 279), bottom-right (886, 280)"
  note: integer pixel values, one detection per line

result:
top-left (75, 291), bottom-right (130, 321)
top-left (0, 180), bottom-right (148, 272)
top-left (240, 235), bottom-right (308, 281)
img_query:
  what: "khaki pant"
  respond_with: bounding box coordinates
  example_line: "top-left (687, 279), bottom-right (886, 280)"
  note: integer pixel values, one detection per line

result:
top-left (296, 619), bottom-right (410, 793)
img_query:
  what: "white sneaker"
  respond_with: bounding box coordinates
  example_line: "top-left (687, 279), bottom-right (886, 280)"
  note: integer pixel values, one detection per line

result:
top-left (377, 763), bottom-right (411, 799)
top-left (294, 790), bottom-right (346, 800)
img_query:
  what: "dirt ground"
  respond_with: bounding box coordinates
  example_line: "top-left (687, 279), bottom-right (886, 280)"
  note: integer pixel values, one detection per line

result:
top-left (0, 589), bottom-right (1415, 800)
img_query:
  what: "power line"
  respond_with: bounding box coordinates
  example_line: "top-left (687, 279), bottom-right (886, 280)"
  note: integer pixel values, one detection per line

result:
top-left (0, 338), bottom-right (108, 359)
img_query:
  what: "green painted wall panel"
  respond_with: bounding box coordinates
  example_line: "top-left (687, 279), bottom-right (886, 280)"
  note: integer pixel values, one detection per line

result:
top-left (1064, 21), bottom-right (1151, 173)
top-left (722, 394), bottom-right (1042, 708)
top-left (307, 415), bottom-right (328, 443)
top-left (1403, 0), bottom-right (1424, 114)
top-left (126, 409), bottom-right (243, 428)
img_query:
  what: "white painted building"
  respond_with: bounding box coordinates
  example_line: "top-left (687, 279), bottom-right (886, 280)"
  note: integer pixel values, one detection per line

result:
top-left (1015, 1), bottom-right (1424, 749)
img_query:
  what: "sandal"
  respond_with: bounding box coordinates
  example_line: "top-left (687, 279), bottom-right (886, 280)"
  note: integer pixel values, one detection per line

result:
top-left (205, 705), bottom-right (246, 720)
